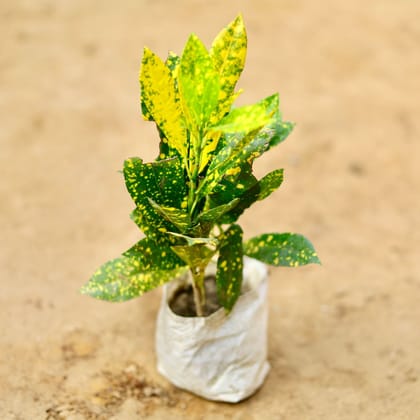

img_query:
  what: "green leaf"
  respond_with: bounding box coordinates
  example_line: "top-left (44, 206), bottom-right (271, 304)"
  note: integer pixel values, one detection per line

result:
top-left (129, 207), bottom-right (176, 245)
top-left (208, 162), bottom-right (259, 223)
top-left (209, 94), bottom-right (278, 134)
top-left (210, 14), bottom-right (247, 120)
top-left (267, 119), bottom-right (295, 149)
top-left (216, 224), bottom-right (243, 311)
top-left (258, 168), bottom-right (284, 200)
top-left (81, 256), bottom-right (187, 302)
top-left (244, 233), bottom-right (320, 267)
top-left (148, 198), bottom-right (190, 233)
top-left (165, 51), bottom-right (180, 72)
top-left (168, 232), bottom-right (218, 248)
top-left (172, 244), bottom-right (216, 269)
top-left (123, 237), bottom-right (185, 271)
top-left (199, 95), bottom-right (280, 196)
top-left (178, 34), bottom-right (220, 131)
top-left (124, 157), bottom-right (187, 242)
top-left (197, 198), bottom-right (240, 223)
top-left (124, 157), bottom-right (187, 209)
top-left (140, 48), bottom-right (187, 158)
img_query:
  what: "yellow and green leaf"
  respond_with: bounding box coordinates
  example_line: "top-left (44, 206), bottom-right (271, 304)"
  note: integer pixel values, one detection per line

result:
top-left (81, 256), bottom-right (187, 302)
top-left (178, 35), bottom-right (220, 132)
top-left (140, 48), bottom-right (187, 157)
top-left (148, 198), bottom-right (190, 233)
top-left (216, 224), bottom-right (243, 311)
top-left (209, 93), bottom-right (278, 135)
top-left (124, 157), bottom-right (187, 243)
top-left (258, 168), bottom-right (284, 200)
top-left (123, 237), bottom-right (185, 271)
top-left (171, 244), bottom-right (216, 269)
top-left (244, 233), bottom-right (321, 267)
top-left (210, 14), bottom-right (247, 121)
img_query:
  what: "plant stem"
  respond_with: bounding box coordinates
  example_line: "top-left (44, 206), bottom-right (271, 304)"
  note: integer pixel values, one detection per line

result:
top-left (190, 266), bottom-right (206, 317)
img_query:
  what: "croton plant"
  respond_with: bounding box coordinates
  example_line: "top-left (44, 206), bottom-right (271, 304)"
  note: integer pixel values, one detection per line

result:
top-left (81, 15), bottom-right (320, 316)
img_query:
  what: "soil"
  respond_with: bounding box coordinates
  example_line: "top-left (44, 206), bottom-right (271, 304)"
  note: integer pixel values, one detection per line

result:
top-left (169, 276), bottom-right (222, 317)
top-left (1, 1), bottom-right (420, 419)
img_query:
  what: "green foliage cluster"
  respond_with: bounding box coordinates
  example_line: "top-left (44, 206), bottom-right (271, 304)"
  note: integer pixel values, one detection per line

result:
top-left (81, 15), bottom-right (320, 316)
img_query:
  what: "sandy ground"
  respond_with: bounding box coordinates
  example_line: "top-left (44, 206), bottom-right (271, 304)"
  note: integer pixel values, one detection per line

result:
top-left (1, 0), bottom-right (420, 419)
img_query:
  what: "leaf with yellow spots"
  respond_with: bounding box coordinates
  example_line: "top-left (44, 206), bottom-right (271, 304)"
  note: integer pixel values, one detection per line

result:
top-left (266, 119), bottom-right (294, 149)
top-left (208, 162), bottom-right (259, 223)
top-left (129, 207), bottom-right (177, 246)
top-left (148, 198), bottom-right (190, 233)
top-left (168, 232), bottom-right (218, 248)
top-left (123, 237), bottom-right (185, 271)
top-left (199, 94), bottom-right (279, 196)
top-left (178, 35), bottom-right (220, 133)
top-left (199, 130), bottom-right (221, 173)
top-left (216, 224), bottom-right (243, 311)
top-left (124, 157), bottom-right (186, 209)
top-left (124, 157), bottom-right (188, 243)
top-left (244, 233), bottom-right (321, 267)
top-left (81, 256), bottom-right (188, 302)
top-left (258, 168), bottom-right (284, 200)
top-left (208, 93), bottom-right (278, 135)
top-left (140, 48), bottom-right (187, 158)
top-left (197, 198), bottom-right (240, 223)
top-left (171, 244), bottom-right (216, 269)
top-left (210, 14), bottom-right (247, 121)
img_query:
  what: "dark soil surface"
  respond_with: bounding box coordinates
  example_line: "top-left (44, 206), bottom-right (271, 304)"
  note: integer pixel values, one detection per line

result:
top-left (169, 276), bottom-right (222, 317)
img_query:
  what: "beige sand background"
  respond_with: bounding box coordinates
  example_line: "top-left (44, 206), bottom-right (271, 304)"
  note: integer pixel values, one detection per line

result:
top-left (1, 0), bottom-right (420, 418)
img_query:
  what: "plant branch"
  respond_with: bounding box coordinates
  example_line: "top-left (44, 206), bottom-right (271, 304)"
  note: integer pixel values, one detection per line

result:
top-left (190, 266), bottom-right (206, 317)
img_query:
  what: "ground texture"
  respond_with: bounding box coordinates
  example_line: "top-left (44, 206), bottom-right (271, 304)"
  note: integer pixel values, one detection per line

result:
top-left (1, 1), bottom-right (420, 419)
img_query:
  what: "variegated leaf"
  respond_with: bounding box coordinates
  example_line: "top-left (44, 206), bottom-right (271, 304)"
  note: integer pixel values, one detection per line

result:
top-left (124, 157), bottom-right (186, 208)
top-left (123, 237), bottom-right (185, 270)
top-left (208, 93), bottom-right (278, 134)
top-left (171, 244), bottom-right (216, 269)
top-left (148, 198), bottom-right (190, 233)
top-left (178, 35), bottom-right (220, 132)
top-left (140, 48), bottom-right (187, 157)
top-left (267, 119), bottom-right (295, 149)
top-left (199, 130), bottom-right (221, 173)
top-left (210, 14), bottom-right (247, 121)
top-left (258, 168), bottom-right (284, 200)
top-left (124, 157), bottom-right (187, 242)
top-left (216, 224), bottom-right (243, 311)
top-left (81, 256), bottom-right (187, 302)
top-left (244, 233), bottom-right (320, 267)
top-left (197, 198), bottom-right (240, 223)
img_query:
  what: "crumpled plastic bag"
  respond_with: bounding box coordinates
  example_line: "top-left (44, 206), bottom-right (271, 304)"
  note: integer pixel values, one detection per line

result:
top-left (155, 257), bottom-right (270, 402)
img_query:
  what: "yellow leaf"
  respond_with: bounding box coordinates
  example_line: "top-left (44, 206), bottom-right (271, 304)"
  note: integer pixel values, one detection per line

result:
top-left (210, 14), bottom-right (247, 122)
top-left (199, 131), bottom-right (221, 173)
top-left (140, 48), bottom-right (187, 158)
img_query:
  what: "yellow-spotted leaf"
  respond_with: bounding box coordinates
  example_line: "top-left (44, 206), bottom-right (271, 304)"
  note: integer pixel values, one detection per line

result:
top-left (148, 198), bottom-right (190, 233)
top-left (172, 244), bottom-right (216, 269)
top-left (197, 198), bottom-right (240, 223)
top-left (124, 157), bottom-right (187, 243)
top-left (140, 48), bottom-right (187, 158)
top-left (258, 168), bottom-right (284, 200)
top-left (123, 237), bottom-right (185, 270)
top-left (81, 256), bottom-right (187, 302)
top-left (209, 93), bottom-right (278, 134)
top-left (210, 14), bottom-right (247, 121)
top-left (244, 233), bottom-right (321, 267)
top-left (178, 35), bottom-right (220, 132)
top-left (199, 130), bottom-right (221, 173)
top-left (216, 224), bottom-right (243, 311)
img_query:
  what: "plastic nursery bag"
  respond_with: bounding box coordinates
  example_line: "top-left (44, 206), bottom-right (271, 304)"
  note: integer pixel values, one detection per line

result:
top-left (155, 257), bottom-right (270, 403)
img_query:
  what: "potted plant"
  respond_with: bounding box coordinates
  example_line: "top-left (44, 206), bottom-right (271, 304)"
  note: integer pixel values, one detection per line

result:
top-left (81, 14), bottom-right (320, 402)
